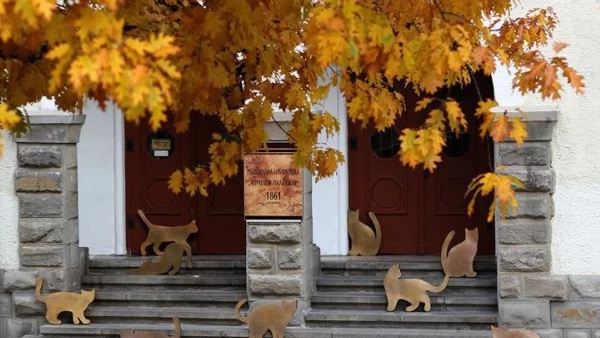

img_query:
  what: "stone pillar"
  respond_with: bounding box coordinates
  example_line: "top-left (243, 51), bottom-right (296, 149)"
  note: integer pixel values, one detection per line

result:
top-left (246, 170), bottom-right (316, 325)
top-left (495, 110), bottom-right (567, 337)
top-left (1, 115), bottom-right (86, 338)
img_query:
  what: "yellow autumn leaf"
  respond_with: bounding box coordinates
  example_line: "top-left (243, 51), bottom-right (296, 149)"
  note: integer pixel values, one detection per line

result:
top-left (445, 100), bottom-right (467, 133)
top-left (490, 114), bottom-right (510, 143)
top-left (509, 117), bottom-right (528, 145)
top-left (168, 169), bottom-right (183, 194)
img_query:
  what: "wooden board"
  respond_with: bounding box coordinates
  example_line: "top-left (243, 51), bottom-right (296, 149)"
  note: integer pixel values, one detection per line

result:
top-left (244, 153), bottom-right (303, 218)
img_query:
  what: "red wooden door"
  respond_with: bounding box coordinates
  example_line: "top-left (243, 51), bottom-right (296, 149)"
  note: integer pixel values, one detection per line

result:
top-left (125, 116), bottom-right (245, 255)
top-left (348, 94), bottom-right (421, 254)
top-left (192, 116), bottom-right (245, 254)
top-left (349, 73), bottom-right (495, 255)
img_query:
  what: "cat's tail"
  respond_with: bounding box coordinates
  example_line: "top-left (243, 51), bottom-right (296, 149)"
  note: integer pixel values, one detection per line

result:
top-left (34, 277), bottom-right (46, 303)
top-left (368, 212), bottom-right (382, 247)
top-left (234, 298), bottom-right (249, 323)
top-left (170, 316), bottom-right (181, 338)
top-left (427, 274), bottom-right (450, 293)
top-left (440, 230), bottom-right (455, 275)
top-left (137, 209), bottom-right (154, 229)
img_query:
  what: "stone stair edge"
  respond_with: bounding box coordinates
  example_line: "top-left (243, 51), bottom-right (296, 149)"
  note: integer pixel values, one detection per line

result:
top-left (39, 324), bottom-right (494, 337)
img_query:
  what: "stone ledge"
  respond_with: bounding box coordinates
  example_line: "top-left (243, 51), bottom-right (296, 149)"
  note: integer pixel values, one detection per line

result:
top-left (500, 299), bottom-right (551, 328)
top-left (247, 247), bottom-right (273, 269)
top-left (506, 193), bottom-right (554, 219)
top-left (18, 195), bottom-right (64, 218)
top-left (524, 276), bottom-right (569, 300)
top-left (17, 145), bottom-right (61, 168)
top-left (497, 142), bottom-right (552, 167)
top-left (552, 301), bottom-right (600, 328)
top-left (570, 276), bottom-right (600, 299)
top-left (248, 274), bottom-right (302, 296)
top-left (248, 223), bottom-right (301, 244)
top-left (499, 166), bottom-right (555, 193)
top-left (2, 271), bottom-right (38, 291)
top-left (15, 171), bottom-right (62, 193)
top-left (497, 219), bottom-right (550, 245)
top-left (16, 115), bottom-right (85, 144)
top-left (19, 244), bottom-right (64, 267)
top-left (499, 275), bottom-right (521, 299)
top-left (499, 245), bottom-right (551, 272)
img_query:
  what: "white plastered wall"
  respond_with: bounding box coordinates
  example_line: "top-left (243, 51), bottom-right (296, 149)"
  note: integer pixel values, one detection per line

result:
top-left (515, 0), bottom-right (600, 274)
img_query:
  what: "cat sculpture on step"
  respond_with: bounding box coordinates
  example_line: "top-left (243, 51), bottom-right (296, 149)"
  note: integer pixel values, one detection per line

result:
top-left (120, 317), bottom-right (181, 338)
top-left (35, 277), bottom-right (95, 325)
top-left (441, 228), bottom-right (479, 278)
top-left (138, 209), bottom-right (197, 268)
top-left (347, 209), bottom-right (381, 256)
top-left (128, 242), bottom-right (190, 275)
top-left (234, 298), bottom-right (297, 338)
top-left (491, 325), bottom-right (540, 338)
top-left (384, 264), bottom-right (449, 312)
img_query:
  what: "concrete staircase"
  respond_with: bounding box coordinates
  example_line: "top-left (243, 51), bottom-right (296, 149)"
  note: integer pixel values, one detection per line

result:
top-left (38, 255), bottom-right (498, 337)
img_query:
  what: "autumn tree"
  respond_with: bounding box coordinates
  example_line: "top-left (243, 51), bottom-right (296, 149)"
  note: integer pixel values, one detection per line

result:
top-left (0, 0), bottom-right (584, 218)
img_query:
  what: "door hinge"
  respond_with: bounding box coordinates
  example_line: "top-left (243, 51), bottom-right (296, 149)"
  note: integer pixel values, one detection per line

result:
top-left (349, 136), bottom-right (358, 151)
top-left (126, 138), bottom-right (134, 153)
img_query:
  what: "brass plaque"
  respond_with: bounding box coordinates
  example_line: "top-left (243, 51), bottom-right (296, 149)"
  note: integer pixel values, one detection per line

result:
top-left (151, 139), bottom-right (171, 150)
top-left (244, 153), bottom-right (303, 217)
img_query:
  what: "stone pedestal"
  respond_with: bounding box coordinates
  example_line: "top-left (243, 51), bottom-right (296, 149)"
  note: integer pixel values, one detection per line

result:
top-left (245, 170), bottom-right (317, 325)
top-left (1, 115), bottom-right (86, 338)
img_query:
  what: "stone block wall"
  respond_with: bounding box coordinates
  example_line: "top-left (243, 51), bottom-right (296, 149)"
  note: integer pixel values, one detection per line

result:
top-left (496, 110), bottom-right (600, 337)
top-left (245, 170), bottom-right (316, 325)
top-left (1, 115), bottom-right (86, 338)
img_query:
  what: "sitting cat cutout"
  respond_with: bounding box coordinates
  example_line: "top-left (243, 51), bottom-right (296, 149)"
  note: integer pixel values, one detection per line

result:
top-left (138, 209), bottom-right (197, 267)
top-left (120, 317), bottom-right (181, 338)
top-left (384, 264), bottom-right (449, 312)
top-left (441, 228), bottom-right (479, 278)
top-left (128, 243), bottom-right (190, 275)
top-left (234, 298), bottom-right (297, 338)
top-left (491, 325), bottom-right (540, 338)
top-left (35, 277), bottom-right (95, 325)
top-left (348, 209), bottom-right (381, 256)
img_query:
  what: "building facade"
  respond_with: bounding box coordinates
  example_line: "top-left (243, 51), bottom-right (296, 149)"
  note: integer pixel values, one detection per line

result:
top-left (1, 0), bottom-right (600, 337)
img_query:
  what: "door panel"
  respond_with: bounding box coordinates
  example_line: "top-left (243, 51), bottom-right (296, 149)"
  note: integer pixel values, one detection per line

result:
top-left (349, 107), bottom-right (422, 254)
top-left (349, 73), bottom-right (495, 255)
top-left (423, 75), bottom-right (495, 254)
top-left (125, 119), bottom-right (195, 255)
top-left (125, 115), bottom-right (246, 255)
top-left (193, 116), bottom-right (245, 254)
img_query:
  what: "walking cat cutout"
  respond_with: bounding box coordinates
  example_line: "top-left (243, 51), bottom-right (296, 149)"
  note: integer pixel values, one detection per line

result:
top-left (138, 209), bottom-right (197, 267)
top-left (348, 209), bottom-right (381, 256)
top-left (441, 228), bottom-right (479, 278)
top-left (35, 277), bottom-right (95, 325)
top-left (120, 317), bottom-right (181, 338)
top-left (234, 298), bottom-right (297, 338)
top-left (384, 264), bottom-right (449, 312)
top-left (491, 325), bottom-right (540, 338)
top-left (128, 243), bottom-right (190, 275)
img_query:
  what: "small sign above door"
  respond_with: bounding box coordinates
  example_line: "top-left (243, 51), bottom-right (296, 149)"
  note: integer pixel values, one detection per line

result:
top-left (147, 132), bottom-right (175, 159)
top-left (243, 152), bottom-right (303, 218)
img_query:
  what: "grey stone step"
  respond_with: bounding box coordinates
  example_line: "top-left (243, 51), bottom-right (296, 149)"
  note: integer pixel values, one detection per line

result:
top-left (320, 256), bottom-right (496, 277)
top-left (82, 274), bottom-right (246, 291)
top-left (316, 275), bottom-right (496, 293)
top-left (40, 324), bottom-right (494, 338)
top-left (88, 255), bottom-right (246, 275)
top-left (92, 290), bottom-right (247, 307)
top-left (306, 309), bottom-right (497, 330)
top-left (311, 291), bottom-right (497, 311)
top-left (83, 305), bottom-right (242, 325)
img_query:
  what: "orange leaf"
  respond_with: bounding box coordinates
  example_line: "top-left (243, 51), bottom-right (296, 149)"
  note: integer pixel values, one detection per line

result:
top-left (490, 114), bottom-right (510, 143)
top-left (553, 41), bottom-right (568, 53)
